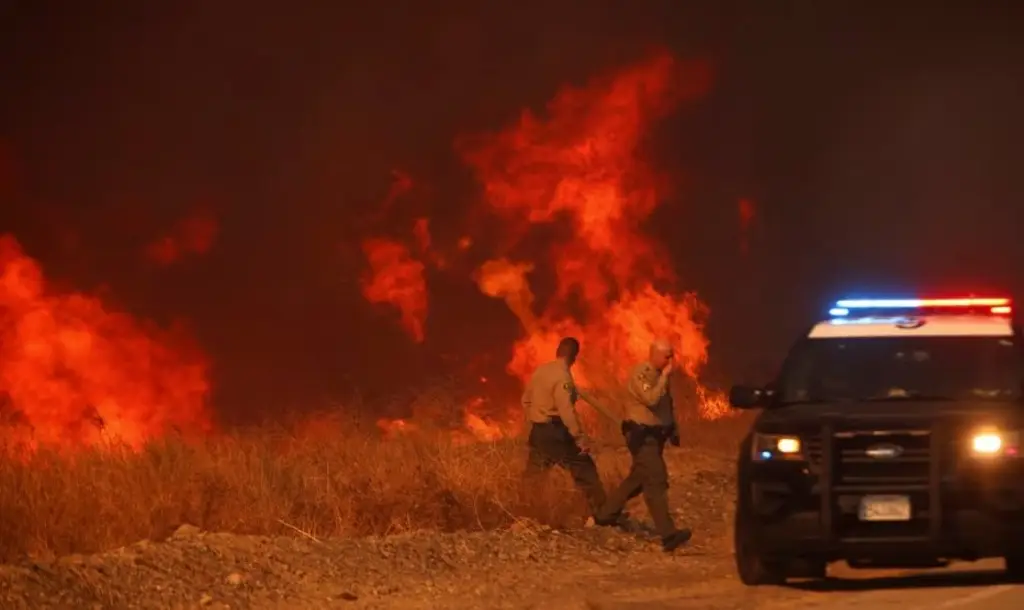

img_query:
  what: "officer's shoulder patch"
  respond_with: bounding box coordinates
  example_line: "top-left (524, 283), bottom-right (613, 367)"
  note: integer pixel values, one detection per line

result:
top-left (635, 367), bottom-right (653, 390)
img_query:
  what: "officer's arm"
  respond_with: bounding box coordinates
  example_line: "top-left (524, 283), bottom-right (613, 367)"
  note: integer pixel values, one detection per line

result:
top-left (554, 380), bottom-right (584, 438)
top-left (627, 369), bottom-right (669, 408)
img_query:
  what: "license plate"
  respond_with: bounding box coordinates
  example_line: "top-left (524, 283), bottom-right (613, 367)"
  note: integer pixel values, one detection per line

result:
top-left (858, 495), bottom-right (911, 521)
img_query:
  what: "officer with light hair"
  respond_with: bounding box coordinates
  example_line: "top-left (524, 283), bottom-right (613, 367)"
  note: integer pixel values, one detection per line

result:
top-left (594, 338), bottom-right (692, 551)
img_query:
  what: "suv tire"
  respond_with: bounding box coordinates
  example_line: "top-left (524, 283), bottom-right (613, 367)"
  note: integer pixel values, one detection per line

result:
top-left (734, 484), bottom-right (788, 585)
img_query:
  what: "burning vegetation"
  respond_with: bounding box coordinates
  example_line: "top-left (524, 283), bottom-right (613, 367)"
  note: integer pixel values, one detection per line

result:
top-left (0, 50), bottom-right (743, 562)
top-left (0, 235), bottom-right (211, 452)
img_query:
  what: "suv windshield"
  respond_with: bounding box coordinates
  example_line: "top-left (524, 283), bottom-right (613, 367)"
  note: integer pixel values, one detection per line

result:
top-left (776, 336), bottom-right (1023, 404)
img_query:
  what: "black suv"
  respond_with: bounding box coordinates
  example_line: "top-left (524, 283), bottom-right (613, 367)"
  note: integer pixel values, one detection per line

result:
top-left (729, 309), bottom-right (1024, 585)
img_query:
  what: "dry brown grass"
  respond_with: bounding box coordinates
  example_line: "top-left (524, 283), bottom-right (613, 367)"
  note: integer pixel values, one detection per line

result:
top-left (0, 404), bottom-right (752, 563)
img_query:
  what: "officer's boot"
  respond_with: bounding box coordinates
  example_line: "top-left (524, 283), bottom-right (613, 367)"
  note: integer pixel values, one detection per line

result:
top-left (661, 528), bottom-right (692, 552)
top-left (591, 510), bottom-right (631, 528)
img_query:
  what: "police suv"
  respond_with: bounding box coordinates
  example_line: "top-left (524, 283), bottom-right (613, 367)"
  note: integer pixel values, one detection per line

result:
top-left (729, 297), bottom-right (1024, 585)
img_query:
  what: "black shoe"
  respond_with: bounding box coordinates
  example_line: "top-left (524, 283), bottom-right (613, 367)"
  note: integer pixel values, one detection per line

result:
top-left (592, 511), bottom-right (630, 527)
top-left (661, 528), bottom-right (692, 552)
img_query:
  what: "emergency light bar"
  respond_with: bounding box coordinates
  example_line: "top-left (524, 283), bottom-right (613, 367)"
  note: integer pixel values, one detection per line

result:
top-left (829, 297), bottom-right (1012, 317)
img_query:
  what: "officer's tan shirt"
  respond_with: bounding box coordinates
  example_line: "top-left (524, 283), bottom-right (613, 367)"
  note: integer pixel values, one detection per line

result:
top-left (624, 362), bottom-right (674, 426)
top-left (521, 359), bottom-right (583, 437)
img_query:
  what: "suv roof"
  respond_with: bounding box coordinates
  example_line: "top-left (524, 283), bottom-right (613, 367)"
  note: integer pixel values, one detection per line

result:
top-left (811, 296), bottom-right (1015, 339)
top-left (809, 314), bottom-right (1013, 338)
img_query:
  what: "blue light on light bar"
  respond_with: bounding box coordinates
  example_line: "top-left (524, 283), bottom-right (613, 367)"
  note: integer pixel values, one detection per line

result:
top-left (837, 299), bottom-right (927, 308)
top-left (829, 307), bottom-right (849, 316)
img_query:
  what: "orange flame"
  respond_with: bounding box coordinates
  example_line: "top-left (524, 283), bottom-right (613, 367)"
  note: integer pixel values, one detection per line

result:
top-left (460, 50), bottom-right (728, 418)
top-left (473, 259), bottom-right (538, 332)
top-left (360, 238), bottom-right (428, 342)
top-left (371, 52), bottom-right (728, 439)
top-left (376, 417), bottom-right (417, 438)
top-left (0, 235), bottom-right (212, 451)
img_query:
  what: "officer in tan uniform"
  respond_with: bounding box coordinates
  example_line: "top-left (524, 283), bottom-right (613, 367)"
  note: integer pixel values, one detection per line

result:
top-left (594, 338), bottom-right (692, 551)
top-left (521, 337), bottom-right (607, 517)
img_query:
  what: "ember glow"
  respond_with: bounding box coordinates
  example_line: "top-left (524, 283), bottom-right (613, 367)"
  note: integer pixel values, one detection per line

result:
top-left (0, 235), bottom-right (212, 450)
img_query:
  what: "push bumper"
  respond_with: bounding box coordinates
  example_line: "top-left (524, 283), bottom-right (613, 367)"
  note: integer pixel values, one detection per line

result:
top-left (757, 505), bottom-right (1024, 561)
top-left (749, 425), bottom-right (1024, 562)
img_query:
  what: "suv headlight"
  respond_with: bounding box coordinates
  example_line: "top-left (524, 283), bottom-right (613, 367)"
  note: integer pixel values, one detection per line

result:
top-left (752, 433), bottom-right (803, 461)
top-left (969, 430), bottom-right (1020, 457)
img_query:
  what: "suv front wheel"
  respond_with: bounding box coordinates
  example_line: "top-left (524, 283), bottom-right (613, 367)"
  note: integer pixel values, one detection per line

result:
top-left (734, 486), bottom-right (787, 585)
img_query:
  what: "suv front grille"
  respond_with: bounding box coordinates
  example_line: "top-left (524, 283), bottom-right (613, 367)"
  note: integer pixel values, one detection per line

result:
top-left (825, 428), bottom-right (935, 541)
top-left (833, 429), bottom-right (931, 489)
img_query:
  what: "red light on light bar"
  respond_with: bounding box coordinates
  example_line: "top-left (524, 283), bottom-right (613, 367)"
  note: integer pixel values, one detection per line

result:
top-left (991, 306), bottom-right (1012, 314)
top-left (916, 298), bottom-right (1010, 307)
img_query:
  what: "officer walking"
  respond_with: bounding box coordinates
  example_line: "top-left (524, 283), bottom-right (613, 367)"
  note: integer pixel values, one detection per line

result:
top-left (594, 338), bottom-right (692, 551)
top-left (521, 337), bottom-right (607, 518)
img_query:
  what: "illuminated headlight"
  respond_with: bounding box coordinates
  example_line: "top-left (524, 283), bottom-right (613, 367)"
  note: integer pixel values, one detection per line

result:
top-left (777, 437), bottom-right (800, 453)
top-left (752, 433), bottom-right (803, 461)
top-left (969, 431), bottom-right (1020, 457)
top-left (972, 433), bottom-right (1002, 454)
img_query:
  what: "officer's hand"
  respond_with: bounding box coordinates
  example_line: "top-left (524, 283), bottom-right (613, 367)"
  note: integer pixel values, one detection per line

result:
top-left (662, 359), bottom-right (675, 377)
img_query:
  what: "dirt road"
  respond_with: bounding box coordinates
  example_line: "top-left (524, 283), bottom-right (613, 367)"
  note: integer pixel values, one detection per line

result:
top-left (1, 525), bottom-right (1018, 608)
top-left (577, 559), bottom-right (1021, 610)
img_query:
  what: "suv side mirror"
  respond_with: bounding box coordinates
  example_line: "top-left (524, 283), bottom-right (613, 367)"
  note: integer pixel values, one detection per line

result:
top-left (729, 384), bottom-right (769, 409)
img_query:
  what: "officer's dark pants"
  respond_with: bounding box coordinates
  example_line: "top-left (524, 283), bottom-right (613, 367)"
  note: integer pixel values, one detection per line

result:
top-left (597, 424), bottom-right (676, 536)
top-left (525, 419), bottom-right (606, 514)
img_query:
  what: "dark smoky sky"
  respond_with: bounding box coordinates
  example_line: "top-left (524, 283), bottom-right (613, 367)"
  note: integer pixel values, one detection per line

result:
top-left (1, 1), bottom-right (1022, 421)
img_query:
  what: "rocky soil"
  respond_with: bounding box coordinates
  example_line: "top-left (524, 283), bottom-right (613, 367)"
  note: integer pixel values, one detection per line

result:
top-left (0, 448), bottom-right (748, 609)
